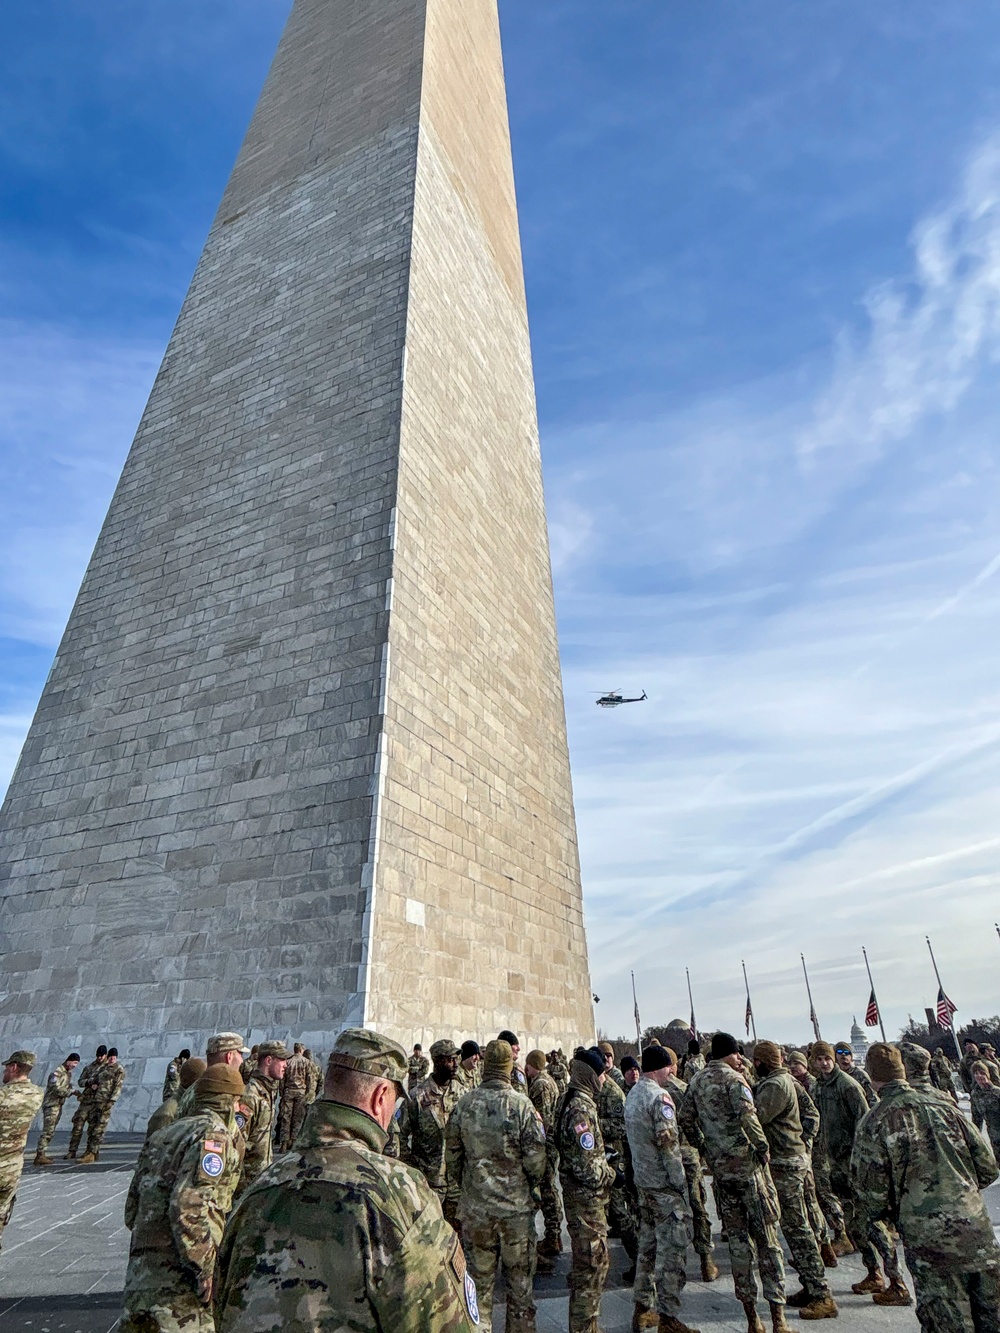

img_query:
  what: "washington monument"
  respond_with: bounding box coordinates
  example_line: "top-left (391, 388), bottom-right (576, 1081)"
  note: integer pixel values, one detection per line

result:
top-left (0, 0), bottom-right (593, 1120)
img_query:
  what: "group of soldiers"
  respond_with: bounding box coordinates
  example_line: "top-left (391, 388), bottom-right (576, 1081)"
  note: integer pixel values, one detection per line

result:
top-left (0, 1020), bottom-right (997, 1333)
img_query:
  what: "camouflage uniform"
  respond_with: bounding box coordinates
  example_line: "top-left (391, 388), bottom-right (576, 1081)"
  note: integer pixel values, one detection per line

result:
top-left (980, 1048), bottom-right (1000, 1087)
top-left (682, 1052), bottom-right (706, 1080)
top-left (754, 1066), bottom-right (831, 1301)
top-left (556, 1082), bottom-right (616, 1333)
top-left (453, 1060), bottom-right (482, 1096)
top-left (402, 1073), bottom-right (462, 1205)
top-left (304, 1054), bottom-right (323, 1105)
top-left (276, 1051), bottom-right (310, 1151)
top-left (527, 1065), bottom-right (563, 1253)
top-left (122, 1095), bottom-right (240, 1332)
top-left (608, 1065), bottom-right (627, 1092)
top-left (680, 1061), bottom-right (786, 1306)
top-left (853, 1077), bottom-right (1000, 1333)
top-left (446, 1070), bottom-right (547, 1331)
top-left (815, 1065), bottom-right (899, 1278)
top-left (162, 1057), bottom-right (185, 1103)
top-left (549, 1052), bottom-right (570, 1094)
top-left (0, 1064), bottom-right (44, 1249)
top-left (84, 1059), bottom-right (126, 1159)
top-left (215, 1030), bottom-right (480, 1333)
top-left (790, 1076), bottom-right (829, 1246)
top-left (624, 1076), bottom-right (692, 1317)
top-left (235, 1069), bottom-right (281, 1197)
top-left (931, 1051), bottom-right (958, 1103)
top-left (665, 1071), bottom-right (714, 1260)
top-left (597, 1071), bottom-right (639, 1267)
top-left (970, 1077), bottom-right (1000, 1159)
top-left (840, 1061), bottom-right (878, 1108)
top-left (67, 1055), bottom-right (105, 1157)
top-left (36, 1062), bottom-right (76, 1157)
top-left (408, 1050), bottom-right (430, 1091)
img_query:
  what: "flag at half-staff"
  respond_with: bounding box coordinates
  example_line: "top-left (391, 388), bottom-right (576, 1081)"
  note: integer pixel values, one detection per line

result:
top-left (801, 953), bottom-right (822, 1042)
top-left (936, 987), bottom-right (958, 1030)
top-left (742, 959), bottom-right (757, 1040)
top-left (864, 989), bottom-right (879, 1028)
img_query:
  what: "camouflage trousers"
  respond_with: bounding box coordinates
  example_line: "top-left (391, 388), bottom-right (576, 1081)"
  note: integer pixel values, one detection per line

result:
top-left (681, 1147), bottom-right (714, 1257)
top-left (462, 1211), bottom-right (536, 1331)
top-left (634, 1188), bottom-right (690, 1317)
top-left (715, 1173), bottom-right (786, 1305)
top-left (276, 1093), bottom-right (306, 1152)
top-left (802, 1164), bottom-right (828, 1246)
top-left (121, 1294), bottom-right (214, 1333)
top-left (83, 1101), bottom-right (115, 1157)
top-left (36, 1100), bottom-right (67, 1155)
top-left (770, 1161), bottom-right (830, 1299)
top-left (562, 1185), bottom-right (610, 1333)
top-left (811, 1152), bottom-right (845, 1234)
top-left (908, 1254), bottom-right (1000, 1333)
top-left (68, 1098), bottom-right (96, 1156)
top-left (829, 1167), bottom-right (899, 1278)
top-left (0, 1153), bottom-right (26, 1248)
top-left (538, 1159), bottom-right (562, 1250)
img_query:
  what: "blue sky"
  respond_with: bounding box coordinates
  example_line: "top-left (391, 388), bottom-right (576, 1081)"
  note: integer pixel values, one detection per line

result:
top-left (4, 1), bottom-right (1000, 1043)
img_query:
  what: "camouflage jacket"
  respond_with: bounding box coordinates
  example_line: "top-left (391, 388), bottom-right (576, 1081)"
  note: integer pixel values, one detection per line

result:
top-left (971, 1081), bottom-right (1000, 1145)
top-left (215, 1099), bottom-right (479, 1332)
top-left (453, 1062), bottom-right (482, 1096)
top-left (607, 1065), bottom-right (627, 1092)
top-left (680, 1060), bottom-right (770, 1182)
top-left (408, 1053), bottom-right (430, 1088)
top-left (851, 1079), bottom-right (999, 1271)
top-left (162, 1058), bottom-right (183, 1103)
top-left (42, 1063), bottom-right (75, 1111)
top-left (843, 1064), bottom-right (878, 1108)
top-left (124, 1105), bottom-right (240, 1303)
top-left (555, 1087), bottom-right (616, 1197)
top-left (624, 1076), bottom-right (688, 1203)
top-left (929, 1054), bottom-right (956, 1094)
top-left (145, 1094), bottom-right (182, 1141)
top-left (814, 1065), bottom-right (868, 1168)
top-left (597, 1073), bottom-right (628, 1153)
top-left (682, 1053), bottom-right (706, 1079)
top-left (0, 1077), bottom-right (44, 1167)
top-left (791, 1078), bottom-right (821, 1149)
top-left (402, 1075), bottom-right (462, 1192)
top-left (77, 1058), bottom-right (106, 1103)
top-left (754, 1067), bottom-right (809, 1168)
top-left (548, 1057), bottom-right (570, 1093)
top-left (282, 1054), bottom-right (310, 1097)
top-left (305, 1060), bottom-right (323, 1104)
top-left (527, 1069), bottom-right (560, 1137)
top-left (95, 1061), bottom-right (126, 1108)
top-left (236, 1072), bottom-right (280, 1188)
top-left (445, 1076), bottom-right (547, 1220)
top-left (664, 1072), bottom-right (699, 1164)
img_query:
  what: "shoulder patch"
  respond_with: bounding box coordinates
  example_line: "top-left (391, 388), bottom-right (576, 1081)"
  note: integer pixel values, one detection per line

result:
top-left (574, 1121), bottom-right (589, 1134)
top-left (741, 1085), bottom-right (754, 1103)
top-left (234, 1110), bottom-right (248, 1130)
top-left (464, 1271), bottom-right (480, 1325)
top-left (579, 1130), bottom-right (596, 1151)
top-left (200, 1150), bottom-right (225, 1178)
top-left (660, 1100), bottom-right (675, 1119)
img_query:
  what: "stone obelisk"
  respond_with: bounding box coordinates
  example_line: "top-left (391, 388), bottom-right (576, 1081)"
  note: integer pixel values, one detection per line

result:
top-left (0, 0), bottom-right (593, 1123)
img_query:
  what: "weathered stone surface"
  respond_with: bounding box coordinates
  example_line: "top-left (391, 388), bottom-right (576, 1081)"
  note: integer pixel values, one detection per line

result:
top-left (0, 0), bottom-right (593, 1127)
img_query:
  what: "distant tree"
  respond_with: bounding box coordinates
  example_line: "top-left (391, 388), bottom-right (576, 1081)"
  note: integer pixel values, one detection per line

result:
top-left (958, 1017), bottom-right (1000, 1051)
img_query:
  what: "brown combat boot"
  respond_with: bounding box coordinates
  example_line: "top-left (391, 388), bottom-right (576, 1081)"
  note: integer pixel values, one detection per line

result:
top-left (798, 1294), bottom-right (839, 1320)
top-left (770, 1301), bottom-right (791, 1333)
top-left (743, 1300), bottom-right (765, 1333)
top-left (631, 1307), bottom-right (658, 1331)
top-left (658, 1317), bottom-right (701, 1333)
top-left (819, 1243), bottom-right (838, 1269)
top-left (700, 1255), bottom-right (719, 1282)
top-left (785, 1290), bottom-right (812, 1309)
top-left (872, 1278), bottom-right (912, 1307)
top-left (79, 1152), bottom-right (97, 1165)
top-left (830, 1231), bottom-right (855, 1257)
top-left (851, 1268), bottom-right (886, 1296)
top-left (33, 1152), bottom-right (53, 1166)
top-left (538, 1236), bottom-right (563, 1257)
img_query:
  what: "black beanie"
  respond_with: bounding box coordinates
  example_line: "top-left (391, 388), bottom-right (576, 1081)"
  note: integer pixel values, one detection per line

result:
top-left (687, 1038), bottom-right (700, 1055)
top-left (498, 1030), bottom-right (519, 1047)
top-left (620, 1055), bottom-right (639, 1073)
top-left (108, 1047), bottom-right (119, 1058)
top-left (711, 1032), bottom-right (740, 1060)
top-left (67, 1052), bottom-right (81, 1062)
top-left (576, 1047), bottom-right (605, 1076)
top-left (96, 1045), bottom-right (108, 1057)
top-left (460, 1040), bottom-right (480, 1060)
top-left (641, 1046), bottom-right (671, 1072)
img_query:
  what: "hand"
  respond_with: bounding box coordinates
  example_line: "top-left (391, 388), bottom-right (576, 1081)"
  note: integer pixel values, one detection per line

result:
top-left (197, 1273), bottom-right (214, 1306)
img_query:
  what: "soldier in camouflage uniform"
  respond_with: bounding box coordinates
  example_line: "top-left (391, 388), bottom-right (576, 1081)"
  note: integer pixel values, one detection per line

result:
top-left (446, 1039), bottom-right (547, 1332)
top-left (146, 1058), bottom-right (206, 1140)
top-left (788, 1051), bottom-right (847, 1254)
top-left (402, 1037), bottom-right (462, 1220)
top-left (680, 1033), bottom-right (787, 1333)
top-left (233, 1039), bottom-right (289, 1197)
top-left (599, 1041), bottom-right (627, 1091)
top-left (549, 1049), bottom-right (570, 1095)
top-left (752, 1042), bottom-right (836, 1319)
top-left (902, 1043), bottom-right (951, 1103)
top-left (303, 1048), bottom-right (323, 1104)
top-left (661, 1047), bottom-right (718, 1283)
top-left (525, 1048), bottom-right (563, 1261)
top-left (853, 1042), bottom-right (1000, 1333)
top-left (556, 1047), bottom-right (617, 1333)
top-left (812, 1040), bottom-right (908, 1304)
top-left (454, 1040), bottom-right (482, 1095)
top-left (80, 1047), bottom-right (125, 1163)
top-left (0, 1051), bottom-right (44, 1251)
top-left (624, 1045), bottom-right (698, 1333)
top-left (931, 1048), bottom-right (958, 1102)
top-left (66, 1044), bottom-right (107, 1159)
top-left (681, 1040), bottom-right (705, 1080)
top-left (783, 1053), bottom-right (835, 1267)
top-left (623, 1055), bottom-right (642, 1091)
top-left (595, 1044), bottom-right (639, 1279)
top-left (408, 1043), bottom-right (430, 1091)
top-left (276, 1043), bottom-right (310, 1151)
top-left (161, 1049), bottom-right (191, 1103)
top-left (834, 1043), bottom-right (877, 1108)
top-left (216, 1029), bottom-right (480, 1332)
top-left (33, 1051), bottom-right (80, 1165)
top-left (499, 1030), bottom-right (529, 1095)
top-left (122, 1065), bottom-right (244, 1332)
top-left (979, 1044), bottom-right (1000, 1086)
top-left (970, 1061), bottom-right (1000, 1158)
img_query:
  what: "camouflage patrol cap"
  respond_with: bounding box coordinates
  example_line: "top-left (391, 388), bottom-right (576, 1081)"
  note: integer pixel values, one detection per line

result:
top-left (787, 1050), bottom-right (808, 1069)
top-left (430, 1038), bottom-right (460, 1061)
top-left (206, 1032), bottom-right (250, 1056)
top-left (3, 1049), bottom-right (36, 1068)
top-left (328, 1028), bottom-right (407, 1091)
top-left (256, 1040), bottom-right (291, 1060)
top-left (900, 1042), bottom-right (931, 1076)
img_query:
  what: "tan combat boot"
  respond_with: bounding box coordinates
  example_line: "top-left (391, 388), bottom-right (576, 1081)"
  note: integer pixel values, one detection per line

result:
top-left (798, 1294), bottom-right (839, 1320)
top-left (830, 1231), bottom-right (855, 1257)
top-left (770, 1302), bottom-right (791, 1333)
top-left (658, 1318), bottom-right (701, 1333)
top-left (700, 1255), bottom-right (719, 1282)
top-left (631, 1307), bottom-right (658, 1331)
top-left (872, 1278), bottom-right (912, 1307)
top-left (79, 1151), bottom-right (97, 1165)
top-left (743, 1300), bottom-right (766, 1333)
top-left (819, 1243), bottom-right (837, 1269)
top-left (33, 1152), bottom-right (53, 1166)
top-left (850, 1267), bottom-right (885, 1296)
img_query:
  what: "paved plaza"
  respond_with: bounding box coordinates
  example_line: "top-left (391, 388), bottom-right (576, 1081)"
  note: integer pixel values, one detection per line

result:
top-left (4, 1130), bottom-right (996, 1332)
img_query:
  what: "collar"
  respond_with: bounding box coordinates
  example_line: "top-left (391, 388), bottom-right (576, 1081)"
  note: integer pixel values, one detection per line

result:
top-left (297, 1098), bottom-right (388, 1153)
top-left (875, 1078), bottom-right (908, 1099)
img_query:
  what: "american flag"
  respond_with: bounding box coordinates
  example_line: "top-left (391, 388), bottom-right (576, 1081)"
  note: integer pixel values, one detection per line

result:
top-left (936, 987), bottom-right (957, 1030)
top-left (745, 995), bottom-right (754, 1036)
top-left (864, 989), bottom-right (879, 1028)
top-left (809, 1004), bottom-right (821, 1042)
top-left (689, 1007), bottom-right (697, 1041)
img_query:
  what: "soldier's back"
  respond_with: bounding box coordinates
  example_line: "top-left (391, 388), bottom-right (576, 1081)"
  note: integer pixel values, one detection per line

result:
top-left (0, 1079), bottom-right (44, 1160)
top-left (448, 1080), bottom-right (545, 1219)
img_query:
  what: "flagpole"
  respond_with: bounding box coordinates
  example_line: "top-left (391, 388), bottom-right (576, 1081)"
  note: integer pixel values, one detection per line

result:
top-left (926, 936), bottom-right (963, 1063)
top-left (801, 953), bottom-right (822, 1042)
top-left (686, 968), bottom-right (698, 1038)
top-left (742, 960), bottom-right (758, 1041)
top-left (862, 946), bottom-right (887, 1043)
top-left (631, 970), bottom-right (643, 1051)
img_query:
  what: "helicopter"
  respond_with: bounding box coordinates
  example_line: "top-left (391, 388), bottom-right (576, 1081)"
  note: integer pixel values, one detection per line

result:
top-left (593, 689), bottom-right (647, 708)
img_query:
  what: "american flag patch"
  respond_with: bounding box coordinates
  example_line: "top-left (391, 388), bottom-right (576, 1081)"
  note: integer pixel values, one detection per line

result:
top-left (204, 1138), bottom-right (225, 1154)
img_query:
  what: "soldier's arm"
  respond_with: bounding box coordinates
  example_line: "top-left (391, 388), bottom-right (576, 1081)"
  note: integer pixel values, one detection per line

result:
top-left (796, 1086), bottom-right (820, 1145)
top-left (677, 1089), bottom-right (705, 1153)
top-left (729, 1079), bottom-right (769, 1161)
top-left (443, 1109), bottom-right (465, 1193)
top-left (520, 1105), bottom-right (548, 1187)
top-left (752, 1079), bottom-right (781, 1128)
top-left (972, 1092), bottom-right (985, 1130)
top-left (398, 1096), bottom-right (417, 1164)
top-left (959, 1114), bottom-right (999, 1189)
top-left (563, 1116), bottom-right (615, 1191)
top-left (651, 1092), bottom-right (687, 1195)
top-left (170, 1136), bottom-right (233, 1302)
top-left (849, 1122), bottom-right (891, 1223)
top-left (841, 1077), bottom-right (869, 1130)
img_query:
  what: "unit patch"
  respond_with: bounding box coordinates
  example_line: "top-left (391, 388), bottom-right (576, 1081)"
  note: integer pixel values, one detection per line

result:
top-left (579, 1131), bottom-right (596, 1151)
top-left (464, 1271), bottom-right (481, 1324)
top-left (661, 1101), bottom-right (675, 1119)
top-left (201, 1151), bottom-right (224, 1178)
top-left (741, 1085), bottom-right (754, 1102)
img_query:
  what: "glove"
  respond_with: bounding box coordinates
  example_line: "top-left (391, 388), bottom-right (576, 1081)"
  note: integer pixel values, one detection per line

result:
top-left (612, 1166), bottom-right (626, 1190)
